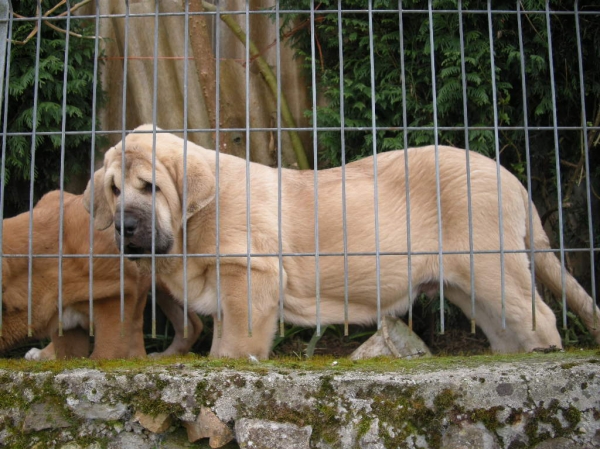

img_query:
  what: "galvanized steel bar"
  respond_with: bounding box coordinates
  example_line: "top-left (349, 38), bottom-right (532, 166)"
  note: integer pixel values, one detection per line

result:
top-left (119, 1), bottom-right (131, 332)
top-left (337, 0), bottom-right (350, 336)
top-left (245, 0), bottom-right (253, 337)
top-left (457, 0), bottom-right (477, 334)
top-left (275, 2), bottom-right (285, 338)
top-left (310, 0), bottom-right (321, 336)
top-left (487, 0), bottom-right (507, 329)
top-left (367, 0), bottom-right (383, 330)
top-left (427, 0), bottom-right (445, 334)
top-left (544, 0), bottom-right (568, 330)
top-left (87, 0), bottom-right (102, 337)
top-left (150, 0), bottom-right (160, 339)
top-left (574, 1), bottom-right (598, 326)
top-left (0, 0), bottom-right (11, 337)
top-left (516, 2), bottom-right (538, 331)
top-left (182, 0), bottom-right (191, 340)
top-left (57, 0), bottom-right (73, 337)
top-left (398, 1), bottom-right (414, 331)
top-left (215, 1), bottom-right (223, 338)
top-left (26, 0), bottom-right (44, 337)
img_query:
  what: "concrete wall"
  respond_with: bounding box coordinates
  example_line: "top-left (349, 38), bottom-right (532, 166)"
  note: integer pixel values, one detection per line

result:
top-left (0, 352), bottom-right (599, 448)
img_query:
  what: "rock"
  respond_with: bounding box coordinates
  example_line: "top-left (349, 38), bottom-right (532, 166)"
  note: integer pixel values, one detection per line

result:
top-left (70, 400), bottom-right (128, 421)
top-left (23, 402), bottom-right (71, 432)
top-left (358, 419), bottom-right (385, 449)
top-left (532, 437), bottom-right (588, 449)
top-left (107, 433), bottom-right (152, 449)
top-left (134, 411), bottom-right (172, 433)
top-left (350, 315), bottom-right (431, 360)
top-left (442, 423), bottom-right (500, 449)
top-left (183, 406), bottom-right (234, 448)
top-left (235, 418), bottom-right (312, 449)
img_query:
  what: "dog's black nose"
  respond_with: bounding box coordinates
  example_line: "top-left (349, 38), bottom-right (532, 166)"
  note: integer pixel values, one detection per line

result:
top-left (115, 214), bottom-right (138, 237)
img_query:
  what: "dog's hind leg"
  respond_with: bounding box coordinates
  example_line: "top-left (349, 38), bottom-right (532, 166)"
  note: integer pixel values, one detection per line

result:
top-left (446, 253), bottom-right (562, 353)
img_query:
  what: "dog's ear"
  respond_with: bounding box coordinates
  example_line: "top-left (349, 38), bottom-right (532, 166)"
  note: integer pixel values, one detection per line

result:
top-left (83, 167), bottom-right (114, 230)
top-left (171, 149), bottom-right (216, 221)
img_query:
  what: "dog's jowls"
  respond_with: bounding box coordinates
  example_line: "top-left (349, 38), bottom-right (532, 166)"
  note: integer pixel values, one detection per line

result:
top-left (84, 125), bottom-right (600, 359)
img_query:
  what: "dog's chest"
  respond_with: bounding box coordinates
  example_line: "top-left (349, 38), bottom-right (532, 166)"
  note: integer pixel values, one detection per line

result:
top-left (160, 263), bottom-right (217, 315)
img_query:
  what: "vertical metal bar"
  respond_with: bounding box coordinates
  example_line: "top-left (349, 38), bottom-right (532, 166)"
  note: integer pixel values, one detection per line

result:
top-left (182, 0), bottom-right (191, 340)
top-left (244, 0), bottom-right (253, 336)
top-left (57, 0), bottom-right (73, 337)
top-left (276, 2), bottom-right (285, 338)
top-left (517, 2), bottom-right (537, 330)
top-left (0, 0), bottom-right (12, 337)
top-left (487, 0), bottom-right (506, 329)
top-left (119, 0), bottom-right (131, 331)
top-left (150, 0), bottom-right (160, 339)
top-left (367, 0), bottom-right (382, 329)
top-left (0, 0), bottom-right (8, 105)
top-left (337, 0), bottom-right (350, 336)
top-left (398, 1), bottom-right (413, 331)
top-left (215, 1), bottom-right (222, 338)
top-left (310, 0), bottom-right (321, 336)
top-left (427, 0), bottom-right (445, 334)
top-left (87, 0), bottom-right (102, 337)
top-left (26, 0), bottom-right (44, 337)
top-left (544, 0), bottom-right (567, 329)
top-left (457, 0), bottom-right (477, 333)
top-left (574, 1), bottom-right (597, 324)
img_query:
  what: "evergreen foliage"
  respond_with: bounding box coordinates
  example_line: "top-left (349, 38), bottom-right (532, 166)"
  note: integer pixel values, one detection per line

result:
top-left (1, 1), bottom-right (104, 216)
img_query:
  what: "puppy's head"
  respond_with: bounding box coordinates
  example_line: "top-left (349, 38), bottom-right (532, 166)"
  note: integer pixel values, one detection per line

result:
top-left (82, 125), bottom-right (216, 260)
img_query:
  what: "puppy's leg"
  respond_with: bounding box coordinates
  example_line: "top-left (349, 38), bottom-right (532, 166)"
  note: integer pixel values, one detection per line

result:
top-left (90, 295), bottom-right (146, 359)
top-left (25, 342), bottom-right (57, 361)
top-left (127, 288), bottom-right (149, 358)
top-left (449, 254), bottom-right (562, 353)
top-left (151, 289), bottom-right (203, 357)
top-left (211, 270), bottom-right (279, 360)
top-left (52, 327), bottom-right (90, 359)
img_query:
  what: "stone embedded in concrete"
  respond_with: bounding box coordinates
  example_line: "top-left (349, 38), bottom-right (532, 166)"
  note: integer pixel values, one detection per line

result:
top-left (183, 406), bottom-right (234, 448)
top-left (350, 316), bottom-right (431, 360)
top-left (134, 411), bottom-right (172, 434)
top-left (235, 418), bottom-right (312, 449)
top-left (107, 432), bottom-right (153, 449)
top-left (441, 423), bottom-right (500, 449)
top-left (23, 402), bottom-right (71, 432)
top-left (70, 399), bottom-right (128, 421)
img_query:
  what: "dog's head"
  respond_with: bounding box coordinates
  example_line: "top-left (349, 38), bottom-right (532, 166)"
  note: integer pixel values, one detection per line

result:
top-left (83, 125), bottom-right (216, 260)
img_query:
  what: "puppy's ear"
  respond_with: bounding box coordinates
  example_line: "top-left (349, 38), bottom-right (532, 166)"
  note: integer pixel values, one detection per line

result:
top-left (83, 167), bottom-right (114, 230)
top-left (173, 150), bottom-right (216, 220)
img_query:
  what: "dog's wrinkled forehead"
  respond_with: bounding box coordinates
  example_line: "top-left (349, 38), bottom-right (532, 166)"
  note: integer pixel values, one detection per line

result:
top-left (105, 144), bottom-right (156, 188)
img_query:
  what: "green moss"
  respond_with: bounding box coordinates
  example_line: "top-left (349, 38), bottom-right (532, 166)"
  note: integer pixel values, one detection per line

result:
top-left (524, 399), bottom-right (582, 446)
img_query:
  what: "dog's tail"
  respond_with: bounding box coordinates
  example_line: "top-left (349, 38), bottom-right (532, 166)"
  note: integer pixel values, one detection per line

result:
top-left (522, 187), bottom-right (600, 344)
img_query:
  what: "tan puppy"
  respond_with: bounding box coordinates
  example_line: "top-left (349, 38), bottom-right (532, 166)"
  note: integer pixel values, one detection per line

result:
top-left (1, 190), bottom-right (203, 359)
top-left (83, 125), bottom-right (600, 359)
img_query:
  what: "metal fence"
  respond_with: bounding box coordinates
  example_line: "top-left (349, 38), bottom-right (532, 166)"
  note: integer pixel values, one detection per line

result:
top-left (0, 0), bottom-right (598, 358)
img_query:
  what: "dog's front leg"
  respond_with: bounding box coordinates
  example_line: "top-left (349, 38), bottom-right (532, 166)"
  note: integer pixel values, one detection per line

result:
top-left (210, 269), bottom-right (279, 360)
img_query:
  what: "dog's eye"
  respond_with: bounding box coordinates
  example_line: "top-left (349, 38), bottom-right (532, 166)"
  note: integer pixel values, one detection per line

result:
top-left (144, 182), bottom-right (160, 194)
top-left (111, 184), bottom-right (121, 196)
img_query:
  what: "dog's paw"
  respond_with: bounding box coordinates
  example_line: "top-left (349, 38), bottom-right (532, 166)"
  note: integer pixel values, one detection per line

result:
top-left (25, 348), bottom-right (43, 360)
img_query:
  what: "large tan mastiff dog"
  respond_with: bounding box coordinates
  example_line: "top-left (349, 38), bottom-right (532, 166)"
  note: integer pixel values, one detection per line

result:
top-left (0, 190), bottom-right (202, 359)
top-left (84, 125), bottom-right (600, 359)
